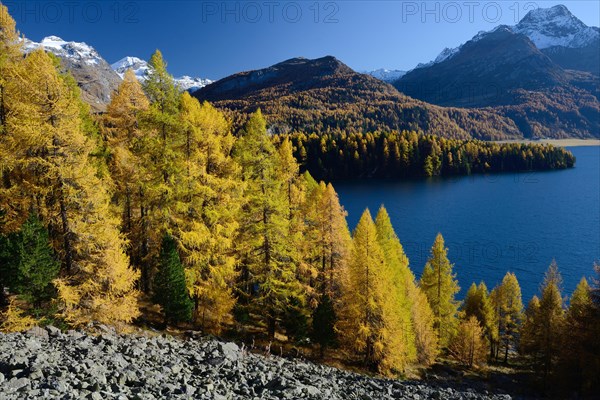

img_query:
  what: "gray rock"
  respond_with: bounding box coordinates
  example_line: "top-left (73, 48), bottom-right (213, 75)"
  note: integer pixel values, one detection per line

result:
top-left (45, 325), bottom-right (61, 336)
top-left (0, 330), bottom-right (513, 400)
top-left (26, 326), bottom-right (49, 340)
top-left (220, 342), bottom-right (240, 362)
top-left (5, 377), bottom-right (29, 391)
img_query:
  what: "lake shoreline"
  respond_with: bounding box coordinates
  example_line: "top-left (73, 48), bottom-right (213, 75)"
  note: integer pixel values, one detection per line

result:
top-left (493, 139), bottom-right (600, 147)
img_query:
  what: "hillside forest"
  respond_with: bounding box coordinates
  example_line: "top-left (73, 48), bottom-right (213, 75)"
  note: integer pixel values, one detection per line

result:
top-left (0, 5), bottom-right (598, 396)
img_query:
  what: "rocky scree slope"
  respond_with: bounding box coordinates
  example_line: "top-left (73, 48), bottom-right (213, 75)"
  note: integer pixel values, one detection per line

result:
top-left (0, 327), bottom-right (513, 400)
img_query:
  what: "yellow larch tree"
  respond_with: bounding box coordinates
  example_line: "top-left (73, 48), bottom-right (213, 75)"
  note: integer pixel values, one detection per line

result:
top-left (103, 69), bottom-right (150, 274)
top-left (419, 233), bottom-right (460, 348)
top-left (137, 50), bottom-right (182, 291)
top-left (339, 208), bottom-right (412, 374)
top-left (409, 283), bottom-right (439, 365)
top-left (374, 206), bottom-right (417, 370)
top-left (3, 48), bottom-right (139, 326)
top-left (0, 3), bottom-right (25, 232)
top-left (176, 92), bottom-right (241, 332)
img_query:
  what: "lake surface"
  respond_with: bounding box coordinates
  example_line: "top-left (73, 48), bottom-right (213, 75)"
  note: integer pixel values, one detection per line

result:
top-left (335, 146), bottom-right (600, 303)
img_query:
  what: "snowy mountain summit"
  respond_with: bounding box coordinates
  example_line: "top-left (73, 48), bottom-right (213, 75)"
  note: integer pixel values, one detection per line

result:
top-left (365, 69), bottom-right (406, 82)
top-left (513, 4), bottom-right (599, 49)
top-left (111, 56), bottom-right (150, 80)
top-left (23, 36), bottom-right (105, 66)
top-left (111, 56), bottom-right (213, 92)
top-left (416, 4), bottom-right (599, 69)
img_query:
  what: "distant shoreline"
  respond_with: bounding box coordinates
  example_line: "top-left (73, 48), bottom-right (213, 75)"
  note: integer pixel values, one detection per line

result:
top-left (494, 139), bottom-right (600, 147)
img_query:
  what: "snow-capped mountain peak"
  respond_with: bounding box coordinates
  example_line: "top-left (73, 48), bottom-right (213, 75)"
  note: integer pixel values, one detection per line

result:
top-left (111, 56), bottom-right (213, 92)
top-left (111, 56), bottom-right (150, 80)
top-left (414, 5), bottom-right (598, 70)
top-left (365, 68), bottom-right (406, 82)
top-left (513, 4), bottom-right (599, 49)
top-left (24, 36), bottom-right (104, 66)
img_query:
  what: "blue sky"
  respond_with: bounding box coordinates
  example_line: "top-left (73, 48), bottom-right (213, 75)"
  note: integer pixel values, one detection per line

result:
top-left (5, 1), bottom-right (600, 80)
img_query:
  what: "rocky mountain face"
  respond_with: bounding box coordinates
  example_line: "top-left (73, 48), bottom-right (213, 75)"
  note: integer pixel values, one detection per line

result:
top-left (111, 56), bottom-right (213, 92)
top-left (23, 36), bottom-right (122, 112)
top-left (194, 56), bottom-right (522, 140)
top-left (394, 5), bottom-right (600, 138)
top-left (0, 327), bottom-right (514, 400)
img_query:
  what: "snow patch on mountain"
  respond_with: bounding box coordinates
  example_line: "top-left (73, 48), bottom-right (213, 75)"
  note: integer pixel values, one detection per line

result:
top-left (111, 56), bottom-right (213, 92)
top-left (175, 76), bottom-right (214, 92)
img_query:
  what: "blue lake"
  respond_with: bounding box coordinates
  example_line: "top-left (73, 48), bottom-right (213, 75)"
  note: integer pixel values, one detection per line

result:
top-left (335, 146), bottom-right (600, 303)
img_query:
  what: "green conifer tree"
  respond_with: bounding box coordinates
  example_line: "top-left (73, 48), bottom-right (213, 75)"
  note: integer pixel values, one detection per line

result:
top-left (12, 214), bottom-right (59, 307)
top-left (153, 234), bottom-right (193, 324)
top-left (311, 293), bottom-right (337, 358)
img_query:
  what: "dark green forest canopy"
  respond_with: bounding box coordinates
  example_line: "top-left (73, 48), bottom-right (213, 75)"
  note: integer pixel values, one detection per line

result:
top-left (273, 131), bottom-right (575, 180)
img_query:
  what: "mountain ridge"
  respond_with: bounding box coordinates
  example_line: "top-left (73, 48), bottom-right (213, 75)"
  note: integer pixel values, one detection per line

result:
top-left (194, 55), bottom-right (522, 140)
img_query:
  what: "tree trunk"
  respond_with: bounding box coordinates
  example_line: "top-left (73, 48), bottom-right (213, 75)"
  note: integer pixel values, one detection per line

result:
top-left (139, 188), bottom-right (149, 293)
top-left (58, 180), bottom-right (73, 274)
top-left (268, 315), bottom-right (276, 340)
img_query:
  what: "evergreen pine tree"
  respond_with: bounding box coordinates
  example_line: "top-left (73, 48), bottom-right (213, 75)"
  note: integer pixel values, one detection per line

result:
top-left (153, 234), bottom-right (193, 324)
top-left (419, 233), bottom-right (460, 348)
top-left (12, 214), bottom-right (59, 307)
top-left (311, 293), bottom-right (337, 358)
top-left (0, 231), bottom-right (17, 306)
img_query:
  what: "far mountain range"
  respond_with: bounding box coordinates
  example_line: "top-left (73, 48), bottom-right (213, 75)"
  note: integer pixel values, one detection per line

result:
top-left (26, 4), bottom-right (599, 139)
